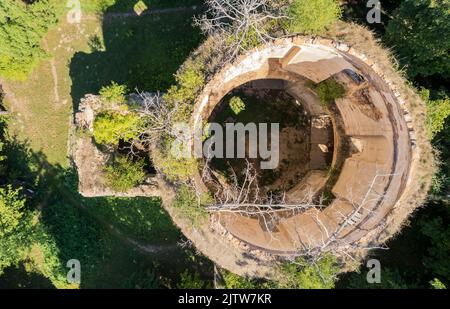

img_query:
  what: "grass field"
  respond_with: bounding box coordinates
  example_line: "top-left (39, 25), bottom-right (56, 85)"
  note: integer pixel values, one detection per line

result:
top-left (81, 0), bottom-right (203, 14)
top-left (3, 18), bottom-right (102, 166)
top-left (85, 197), bottom-right (181, 244)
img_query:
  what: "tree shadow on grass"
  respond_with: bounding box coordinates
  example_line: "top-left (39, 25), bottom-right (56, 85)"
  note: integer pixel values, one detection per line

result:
top-left (0, 264), bottom-right (55, 289)
top-left (101, 0), bottom-right (203, 13)
top-left (1, 121), bottom-right (212, 288)
top-left (69, 0), bottom-right (203, 109)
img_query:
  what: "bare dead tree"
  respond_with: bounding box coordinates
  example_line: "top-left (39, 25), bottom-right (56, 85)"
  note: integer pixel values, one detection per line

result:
top-left (287, 172), bottom-right (396, 261)
top-left (122, 91), bottom-right (177, 156)
top-left (194, 0), bottom-right (287, 61)
top-left (203, 159), bottom-right (324, 213)
top-left (203, 157), bottom-right (395, 261)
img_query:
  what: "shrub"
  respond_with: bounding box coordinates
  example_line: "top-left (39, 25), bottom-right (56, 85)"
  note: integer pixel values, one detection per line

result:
top-left (315, 79), bottom-right (346, 106)
top-left (277, 255), bottom-right (339, 289)
top-left (151, 136), bottom-right (199, 183)
top-left (172, 185), bottom-right (209, 227)
top-left (285, 0), bottom-right (342, 35)
top-left (164, 64), bottom-right (204, 106)
top-left (99, 82), bottom-right (128, 104)
top-left (104, 156), bottom-right (146, 192)
top-left (177, 270), bottom-right (210, 289)
top-left (421, 89), bottom-right (450, 138)
top-left (222, 271), bottom-right (260, 289)
top-left (0, 0), bottom-right (59, 80)
top-left (229, 96), bottom-right (246, 115)
top-left (93, 111), bottom-right (142, 146)
top-left (430, 278), bottom-right (446, 289)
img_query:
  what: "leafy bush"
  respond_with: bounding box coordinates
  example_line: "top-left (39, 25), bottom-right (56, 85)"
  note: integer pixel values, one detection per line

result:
top-left (151, 133), bottom-right (199, 183)
top-left (384, 0), bottom-right (450, 78)
top-left (285, 0), bottom-right (342, 35)
top-left (99, 82), bottom-right (128, 104)
top-left (104, 156), bottom-right (146, 192)
top-left (155, 47), bottom-right (207, 183)
top-left (430, 278), bottom-right (446, 289)
top-left (421, 89), bottom-right (450, 138)
top-left (93, 111), bottom-right (142, 146)
top-left (222, 271), bottom-right (260, 289)
top-left (229, 96), bottom-right (246, 115)
top-left (164, 61), bottom-right (205, 123)
top-left (172, 185), bottom-right (209, 227)
top-left (177, 270), bottom-right (210, 289)
top-left (315, 79), bottom-right (346, 106)
top-left (277, 255), bottom-right (339, 289)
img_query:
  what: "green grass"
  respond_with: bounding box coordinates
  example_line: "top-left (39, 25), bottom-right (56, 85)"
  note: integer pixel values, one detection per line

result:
top-left (70, 10), bottom-right (203, 106)
top-left (3, 18), bottom-right (102, 166)
top-left (1, 1), bottom-right (208, 288)
top-left (85, 197), bottom-right (181, 244)
top-left (81, 0), bottom-right (203, 14)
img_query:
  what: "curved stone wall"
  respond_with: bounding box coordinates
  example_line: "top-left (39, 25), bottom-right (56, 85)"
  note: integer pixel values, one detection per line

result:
top-left (190, 36), bottom-right (418, 254)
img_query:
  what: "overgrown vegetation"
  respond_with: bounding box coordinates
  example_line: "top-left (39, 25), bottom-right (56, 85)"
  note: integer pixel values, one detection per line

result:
top-left (314, 79), bottom-right (346, 106)
top-left (104, 156), bottom-right (146, 192)
top-left (422, 88), bottom-right (450, 138)
top-left (99, 82), bottom-right (128, 104)
top-left (172, 185), bottom-right (209, 227)
top-left (93, 111), bottom-right (142, 146)
top-left (285, 0), bottom-right (342, 34)
top-left (1, 0), bottom-right (450, 290)
top-left (0, 0), bottom-right (59, 80)
top-left (0, 185), bottom-right (33, 274)
top-left (277, 255), bottom-right (340, 289)
top-left (150, 50), bottom-right (208, 183)
top-left (384, 0), bottom-right (450, 79)
top-left (229, 96), bottom-right (246, 115)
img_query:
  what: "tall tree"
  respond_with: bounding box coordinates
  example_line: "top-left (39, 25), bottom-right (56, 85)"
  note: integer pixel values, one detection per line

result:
top-left (0, 0), bottom-right (59, 80)
top-left (0, 185), bottom-right (33, 273)
top-left (384, 0), bottom-right (450, 79)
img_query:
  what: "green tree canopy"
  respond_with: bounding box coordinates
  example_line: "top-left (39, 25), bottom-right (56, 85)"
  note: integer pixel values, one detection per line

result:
top-left (0, 185), bottom-right (33, 273)
top-left (420, 215), bottom-right (450, 281)
top-left (104, 156), bottom-right (146, 192)
top-left (93, 111), bottom-right (143, 146)
top-left (421, 88), bottom-right (450, 138)
top-left (0, 0), bottom-right (59, 80)
top-left (99, 82), bottom-right (128, 104)
top-left (277, 255), bottom-right (340, 289)
top-left (384, 0), bottom-right (450, 78)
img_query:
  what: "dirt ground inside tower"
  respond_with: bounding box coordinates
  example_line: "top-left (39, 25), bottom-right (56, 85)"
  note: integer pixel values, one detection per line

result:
top-left (207, 87), bottom-right (314, 194)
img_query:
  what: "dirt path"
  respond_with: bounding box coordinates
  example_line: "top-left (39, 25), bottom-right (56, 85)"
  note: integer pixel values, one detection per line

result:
top-left (80, 5), bottom-right (201, 22)
top-left (69, 188), bottom-right (178, 255)
top-left (42, 39), bottom-right (60, 104)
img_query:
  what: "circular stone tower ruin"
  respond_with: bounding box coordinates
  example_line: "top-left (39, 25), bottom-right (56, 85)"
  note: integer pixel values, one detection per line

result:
top-left (161, 31), bottom-right (434, 278)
